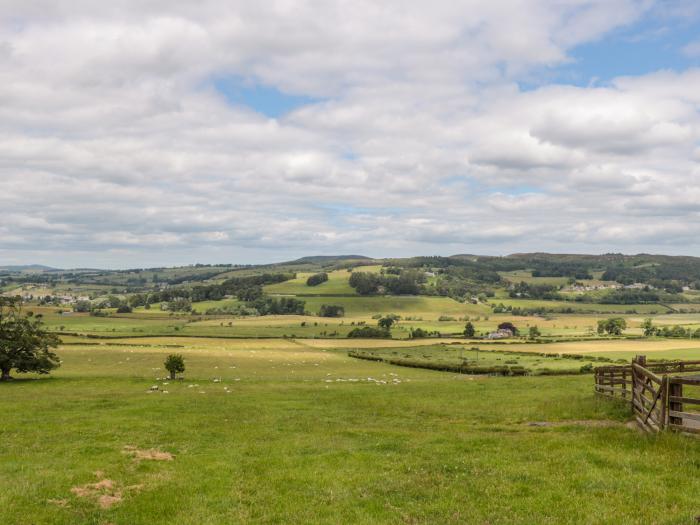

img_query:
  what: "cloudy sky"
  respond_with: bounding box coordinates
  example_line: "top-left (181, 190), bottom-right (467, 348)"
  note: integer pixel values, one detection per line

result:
top-left (2, 0), bottom-right (700, 268)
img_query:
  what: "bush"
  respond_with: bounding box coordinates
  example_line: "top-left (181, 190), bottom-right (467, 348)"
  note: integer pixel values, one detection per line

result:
top-left (409, 328), bottom-right (430, 338)
top-left (347, 326), bottom-right (391, 338)
top-left (306, 272), bottom-right (329, 286)
top-left (318, 304), bottom-right (345, 317)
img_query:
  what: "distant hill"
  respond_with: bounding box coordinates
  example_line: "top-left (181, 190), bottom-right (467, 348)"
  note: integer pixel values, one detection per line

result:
top-left (284, 255), bottom-right (374, 265)
top-left (0, 264), bottom-right (57, 272)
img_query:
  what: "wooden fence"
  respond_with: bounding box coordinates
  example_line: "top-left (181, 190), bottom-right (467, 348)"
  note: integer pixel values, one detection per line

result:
top-left (595, 356), bottom-right (700, 435)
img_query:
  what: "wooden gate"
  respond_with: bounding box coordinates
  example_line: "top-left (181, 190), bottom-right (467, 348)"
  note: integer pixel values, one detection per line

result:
top-left (595, 356), bottom-right (700, 435)
top-left (631, 356), bottom-right (665, 433)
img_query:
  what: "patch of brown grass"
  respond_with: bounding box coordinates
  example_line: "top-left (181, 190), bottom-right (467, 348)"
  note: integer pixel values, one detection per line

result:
top-left (123, 445), bottom-right (174, 461)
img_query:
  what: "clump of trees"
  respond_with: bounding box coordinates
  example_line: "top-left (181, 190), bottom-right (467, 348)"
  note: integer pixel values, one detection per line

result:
top-left (318, 304), bottom-right (344, 317)
top-left (349, 271), bottom-right (424, 295)
top-left (597, 317), bottom-right (627, 335)
top-left (409, 327), bottom-right (439, 339)
top-left (162, 297), bottom-right (192, 312)
top-left (306, 273), bottom-right (329, 286)
top-left (0, 298), bottom-right (60, 381)
top-left (641, 318), bottom-right (700, 338)
top-left (347, 326), bottom-right (391, 338)
top-left (248, 297), bottom-right (306, 316)
top-left (164, 354), bottom-right (185, 379)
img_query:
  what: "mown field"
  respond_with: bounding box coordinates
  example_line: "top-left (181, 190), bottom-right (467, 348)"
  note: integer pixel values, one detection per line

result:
top-left (2, 336), bottom-right (700, 524)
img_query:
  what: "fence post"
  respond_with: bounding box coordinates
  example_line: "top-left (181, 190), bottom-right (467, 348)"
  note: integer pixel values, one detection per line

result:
top-left (659, 375), bottom-right (668, 430)
top-left (669, 379), bottom-right (683, 428)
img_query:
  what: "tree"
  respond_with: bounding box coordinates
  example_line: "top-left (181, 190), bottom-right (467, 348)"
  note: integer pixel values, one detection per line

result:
top-left (73, 300), bottom-right (92, 313)
top-left (0, 298), bottom-right (60, 381)
top-left (377, 317), bottom-right (395, 330)
top-left (318, 304), bottom-right (345, 317)
top-left (641, 318), bottom-right (656, 337)
top-left (597, 317), bottom-right (627, 336)
top-left (306, 272), bottom-right (329, 286)
top-left (463, 321), bottom-right (475, 338)
top-left (498, 321), bottom-right (518, 335)
top-left (164, 354), bottom-right (185, 380)
top-left (528, 326), bottom-right (541, 339)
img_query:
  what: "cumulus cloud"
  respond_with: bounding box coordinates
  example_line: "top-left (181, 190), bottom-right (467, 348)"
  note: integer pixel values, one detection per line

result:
top-left (1, 0), bottom-right (699, 267)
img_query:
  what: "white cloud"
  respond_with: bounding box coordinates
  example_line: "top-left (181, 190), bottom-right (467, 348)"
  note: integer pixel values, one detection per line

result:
top-left (2, 0), bottom-right (700, 267)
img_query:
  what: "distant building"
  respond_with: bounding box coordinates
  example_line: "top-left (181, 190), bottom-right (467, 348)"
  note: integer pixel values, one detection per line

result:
top-left (487, 328), bottom-right (513, 340)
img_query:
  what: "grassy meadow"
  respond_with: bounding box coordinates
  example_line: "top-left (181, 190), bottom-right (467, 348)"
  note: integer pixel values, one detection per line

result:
top-left (6, 262), bottom-right (700, 524)
top-left (3, 336), bottom-right (700, 524)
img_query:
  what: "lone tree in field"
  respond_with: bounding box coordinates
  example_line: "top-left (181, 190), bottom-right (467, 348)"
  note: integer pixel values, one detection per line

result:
top-left (164, 354), bottom-right (185, 379)
top-left (463, 321), bottom-right (475, 338)
top-left (0, 297), bottom-right (60, 381)
top-left (597, 317), bottom-right (627, 336)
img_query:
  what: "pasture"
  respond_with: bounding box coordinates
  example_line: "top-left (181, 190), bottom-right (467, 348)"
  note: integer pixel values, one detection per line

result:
top-left (2, 336), bottom-right (700, 524)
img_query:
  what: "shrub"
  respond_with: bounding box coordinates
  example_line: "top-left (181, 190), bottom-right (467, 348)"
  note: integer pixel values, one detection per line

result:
top-left (318, 304), bottom-right (345, 317)
top-left (306, 272), bottom-right (329, 287)
top-left (347, 326), bottom-right (391, 338)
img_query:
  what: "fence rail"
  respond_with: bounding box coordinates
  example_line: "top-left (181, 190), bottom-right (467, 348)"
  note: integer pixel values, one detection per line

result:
top-left (595, 356), bottom-right (700, 435)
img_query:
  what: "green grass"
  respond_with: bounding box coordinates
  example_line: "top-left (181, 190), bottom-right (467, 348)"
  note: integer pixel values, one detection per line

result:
top-left (498, 270), bottom-right (570, 286)
top-left (1, 337), bottom-right (699, 524)
top-left (189, 298), bottom-right (243, 314)
top-left (351, 344), bottom-right (604, 374)
top-left (302, 295), bottom-right (488, 318)
top-left (264, 269), bottom-right (358, 296)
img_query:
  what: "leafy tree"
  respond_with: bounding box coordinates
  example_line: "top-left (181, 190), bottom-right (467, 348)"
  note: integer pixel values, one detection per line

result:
top-left (116, 304), bottom-right (132, 313)
top-left (641, 318), bottom-right (656, 337)
top-left (164, 353), bottom-right (185, 379)
top-left (378, 317), bottom-right (395, 330)
top-left (164, 297), bottom-right (192, 312)
top-left (0, 298), bottom-right (60, 381)
top-left (597, 317), bottom-right (627, 336)
top-left (497, 322), bottom-right (518, 335)
top-left (463, 321), bottom-right (475, 338)
top-left (73, 300), bottom-right (92, 313)
top-left (528, 326), bottom-right (541, 339)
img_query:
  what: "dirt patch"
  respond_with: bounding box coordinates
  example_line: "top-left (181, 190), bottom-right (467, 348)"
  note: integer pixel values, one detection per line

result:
top-left (526, 419), bottom-right (632, 429)
top-left (97, 494), bottom-right (123, 509)
top-left (47, 498), bottom-right (69, 508)
top-left (123, 445), bottom-right (174, 461)
top-left (70, 475), bottom-right (122, 509)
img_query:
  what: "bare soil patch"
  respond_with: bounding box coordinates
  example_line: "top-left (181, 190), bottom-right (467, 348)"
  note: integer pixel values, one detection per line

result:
top-left (70, 475), bottom-right (122, 509)
top-left (123, 445), bottom-right (174, 461)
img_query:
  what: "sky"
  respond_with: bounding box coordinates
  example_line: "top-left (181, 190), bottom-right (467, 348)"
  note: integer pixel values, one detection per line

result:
top-left (1, 0), bottom-right (700, 269)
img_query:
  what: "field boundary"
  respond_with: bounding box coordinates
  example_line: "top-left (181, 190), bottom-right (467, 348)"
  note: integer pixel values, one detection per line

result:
top-left (595, 356), bottom-right (700, 435)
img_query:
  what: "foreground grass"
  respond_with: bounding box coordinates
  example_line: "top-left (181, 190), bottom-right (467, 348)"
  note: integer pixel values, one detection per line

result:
top-left (2, 338), bottom-right (699, 524)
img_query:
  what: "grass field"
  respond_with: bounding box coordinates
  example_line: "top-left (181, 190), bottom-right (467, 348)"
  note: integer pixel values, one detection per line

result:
top-left (264, 269), bottom-right (358, 296)
top-left (2, 336), bottom-right (700, 524)
top-left (350, 343), bottom-right (605, 374)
